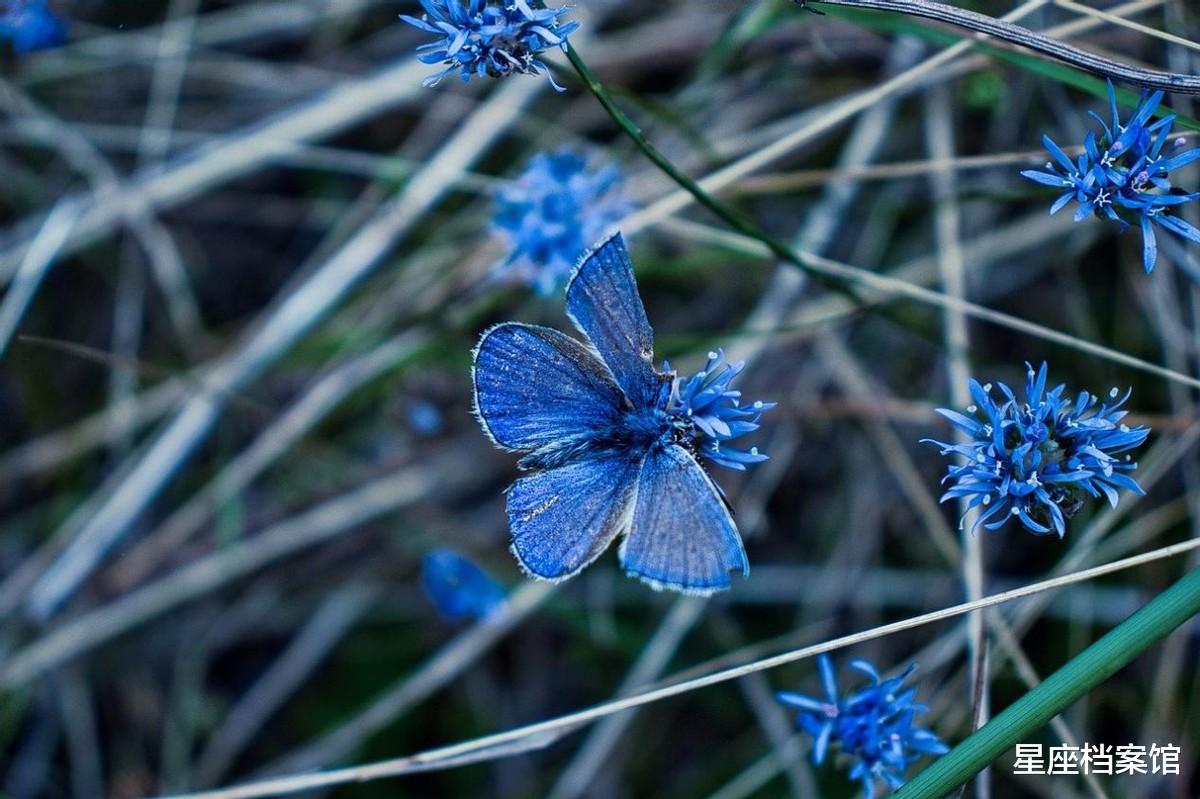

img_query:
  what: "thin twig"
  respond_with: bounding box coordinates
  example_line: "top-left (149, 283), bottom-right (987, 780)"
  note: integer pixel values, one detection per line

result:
top-left (1051, 0), bottom-right (1200, 56)
top-left (807, 0), bottom-right (1200, 93)
top-left (154, 539), bottom-right (1200, 799)
top-left (924, 83), bottom-right (990, 798)
top-left (0, 449), bottom-right (485, 688)
top-left (257, 581), bottom-right (556, 777)
top-left (547, 598), bottom-right (707, 799)
top-left (23, 77), bottom-right (547, 620)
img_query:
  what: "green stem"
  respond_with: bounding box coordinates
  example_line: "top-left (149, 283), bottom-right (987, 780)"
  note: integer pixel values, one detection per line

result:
top-left (896, 567), bottom-right (1200, 798)
top-left (565, 45), bottom-right (860, 302)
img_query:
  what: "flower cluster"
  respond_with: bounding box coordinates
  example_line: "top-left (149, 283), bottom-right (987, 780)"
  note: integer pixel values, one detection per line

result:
top-left (400, 0), bottom-right (578, 91)
top-left (924, 362), bottom-right (1149, 537)
top-left (421, 549), bottom-right (507, 621)
top-left (493, 150), bottom-right (629, 295)
top-left (667, 349), bottom-right (774, 471)
top-left (0, 0), bottom-right (66, 53)
top-left (1021, 81), bottom-right (1200, 273)
top-left (777, 656), bottom-right (948, 799)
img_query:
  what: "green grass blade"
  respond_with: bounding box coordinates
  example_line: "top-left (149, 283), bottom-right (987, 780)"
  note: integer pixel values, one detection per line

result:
top-left (896, 567), bottom-right (1200, 798)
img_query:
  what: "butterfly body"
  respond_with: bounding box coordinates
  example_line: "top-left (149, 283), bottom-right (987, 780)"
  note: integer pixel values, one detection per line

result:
top-left (473, 234), bottom-right (763, 595)
top-left (513, 373), bottom-right (677, 471)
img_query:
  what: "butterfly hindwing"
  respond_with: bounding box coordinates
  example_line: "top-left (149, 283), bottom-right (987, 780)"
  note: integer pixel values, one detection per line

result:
top-left (620, 444), bottom-right (748, 595)
top-left (566, 234), bottom-right (661, 409)
top-left (506, 453), bottom-right (641, 581)
top-left (473, 322), bottom-right (626, 453)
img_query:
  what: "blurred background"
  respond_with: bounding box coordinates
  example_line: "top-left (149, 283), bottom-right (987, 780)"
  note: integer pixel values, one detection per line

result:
top-left (0, 0), bottom-right (1198, 797)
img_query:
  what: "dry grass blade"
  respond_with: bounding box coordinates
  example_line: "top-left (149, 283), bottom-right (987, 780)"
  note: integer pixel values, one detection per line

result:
top-left (152, 540), bottom-right (1200, 799)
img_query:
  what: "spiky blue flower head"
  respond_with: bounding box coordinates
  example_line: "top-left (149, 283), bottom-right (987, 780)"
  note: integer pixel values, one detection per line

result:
top-left (666, 348), bottom-right (775, 471)
top-left (924, 362), bottom-right (1150, 538)
top-left (399, 0), bottom-right (578, 91)
top-left (777, 655), bottom-right (948, 799)
top-left (492, 150), bottom-right (629, 295)
top-left (422, 549), bottom-right (507, 621)
top-left (1021, 81), bottom-right (1200, 273)
top-left (0, 0), bottom-right (66, 53)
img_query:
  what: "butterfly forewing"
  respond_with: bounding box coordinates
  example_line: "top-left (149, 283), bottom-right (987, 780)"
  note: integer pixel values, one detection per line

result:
top-left (506, 453), bottom-right (641, 581)
top-left (473, 322), bottom-right (626, 453)
top-left (619, 444), bottom-right (749, 595)
top-left (566, 234), bottom-right (661, 409)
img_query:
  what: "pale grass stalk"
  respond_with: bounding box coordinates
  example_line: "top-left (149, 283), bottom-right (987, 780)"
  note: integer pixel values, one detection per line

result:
top-left (924, 83), bottom-right (989, 797)
top-left (155, 539), bottom-right (1200, 799)
top-left (24, 77), bottom-right (546, 620)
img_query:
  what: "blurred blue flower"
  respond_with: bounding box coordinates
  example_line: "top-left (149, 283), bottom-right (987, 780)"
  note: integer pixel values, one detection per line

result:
top-left (493, 150), bottom-right (629, 295)
top-left (399, 0), bottom-right (578, 91)
top-left (667, 348), bottom-right (775, 471)
top-left (777, 655), bottom-right (948, 799)
top-left (924, 362), bottom-right (1150, 538)
top-left (422, 549), bottom-right (507, 621)
top-left (1021, 81), bottom-right (1200, 273)
top-left (406, 399), bottom-right (444, 436)
top-left (0, 0), bottom-right (66, 53)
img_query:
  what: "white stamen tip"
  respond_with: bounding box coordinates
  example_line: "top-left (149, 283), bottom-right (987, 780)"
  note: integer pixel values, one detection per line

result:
top-left (1109, 387), bottom-right (1119, 398)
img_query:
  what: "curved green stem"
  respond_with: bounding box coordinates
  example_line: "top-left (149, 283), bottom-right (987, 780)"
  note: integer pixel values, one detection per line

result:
top-left (565, 45), bottom-right (861, 302)
top-left (896, 567), bottom-right (1200, 798)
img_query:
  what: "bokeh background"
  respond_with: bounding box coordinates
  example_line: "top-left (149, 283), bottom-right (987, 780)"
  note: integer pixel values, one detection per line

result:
top-left (0, 0), bottom-right (1198, 797)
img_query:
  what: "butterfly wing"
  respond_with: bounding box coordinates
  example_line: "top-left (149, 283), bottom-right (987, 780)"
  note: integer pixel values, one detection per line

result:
top-left (619, 444), bottom-right (748, 595)
top-left (565, 233), bottom-right (662, 409)
top-left (473, 322), bottom-right (626, 453)
top-left (507, 453), bottom-right (640, 581)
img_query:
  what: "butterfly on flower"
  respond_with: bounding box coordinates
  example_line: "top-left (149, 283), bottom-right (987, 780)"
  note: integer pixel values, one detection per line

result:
top-left (471, 234), bottom-right (773, 595)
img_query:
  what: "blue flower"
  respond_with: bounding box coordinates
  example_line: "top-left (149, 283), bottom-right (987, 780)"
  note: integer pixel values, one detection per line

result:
top-left (406, 399), bottom-right (445, 436)
top-left (777, 655), bottom-right (948, 799)
top-left (399, 0), bottom-right (578, 91)
top-left (924, 362), bottom-right (1150, 538)
top-left (666, 348), bottom-right (775, 471)
top-left (0, 0), bottom-right (66, 53)
top-left (1021, 81), bottom-right (1200, 273)
top-left (422, 549), bottom-right (507, 621)
top-left (493, 150), bottom-right (629, 295)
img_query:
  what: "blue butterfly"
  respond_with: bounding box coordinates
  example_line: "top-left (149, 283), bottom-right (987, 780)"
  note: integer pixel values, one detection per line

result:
top-left (473, 233), bottom-right (770, 595)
